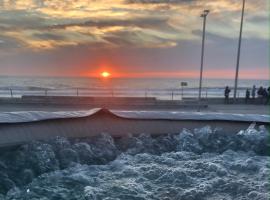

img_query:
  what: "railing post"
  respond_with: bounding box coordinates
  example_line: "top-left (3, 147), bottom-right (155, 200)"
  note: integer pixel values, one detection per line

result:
top-left (77, 88), bottom-right (79, 96)
top-left (10, 89), bottom-right (13, 98)
top-left (171, 91), bottom-right (174, 101)
top-left (181, 86), bottom-right (183, 100)
top-left (45, 89), bottom-right (47, 96)
top-left (145, 90), bottom-right (147, 98)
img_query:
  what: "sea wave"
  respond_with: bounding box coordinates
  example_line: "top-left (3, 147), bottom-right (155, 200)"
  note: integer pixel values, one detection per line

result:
top-left (0, 125), bottom-right (269, 200)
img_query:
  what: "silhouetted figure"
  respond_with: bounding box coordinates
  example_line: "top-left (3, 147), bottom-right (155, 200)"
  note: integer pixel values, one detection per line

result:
top-left (260, 88), bottom-right (268, 105)
top-left (266, 87), bottom-right (270, 105)
top-left (257, 86), bottom-right (266, 104)
top-left (245, 89), bottom-right (250, 104)
top-left (257, 86), bottom-right (264, 98)
top-left (262, 88), bottom-right (268, 98)
top-left (251, 85), bottom-right (256, 99)
top-left (224, 86), bottom-right (231, 104)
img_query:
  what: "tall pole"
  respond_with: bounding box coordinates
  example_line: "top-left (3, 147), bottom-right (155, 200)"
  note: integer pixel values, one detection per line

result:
top-left (233, 0), bottom-right (246, 101)
top-left (199, 10), bottom-right (209, 102)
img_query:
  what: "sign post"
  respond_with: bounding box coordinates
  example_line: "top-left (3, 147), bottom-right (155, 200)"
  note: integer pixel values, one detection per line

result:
top-left (181, 82), bottom-right (188, 100)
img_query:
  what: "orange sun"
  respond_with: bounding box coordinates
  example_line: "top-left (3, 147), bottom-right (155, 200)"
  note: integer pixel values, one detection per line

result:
top-left (101, 71), bottom-right (111, 78)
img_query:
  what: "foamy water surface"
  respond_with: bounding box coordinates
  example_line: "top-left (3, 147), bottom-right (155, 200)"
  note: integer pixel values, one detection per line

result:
top-left (0, 125), bottom-right (269, 200)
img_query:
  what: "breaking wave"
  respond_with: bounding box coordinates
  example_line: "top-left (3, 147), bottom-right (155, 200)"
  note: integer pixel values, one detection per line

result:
top-left (0, 125), bottom-right (269, 200)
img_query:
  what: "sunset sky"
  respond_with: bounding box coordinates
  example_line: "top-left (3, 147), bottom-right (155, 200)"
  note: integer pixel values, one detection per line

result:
top-left (0, 0), bottom-right (268, 79)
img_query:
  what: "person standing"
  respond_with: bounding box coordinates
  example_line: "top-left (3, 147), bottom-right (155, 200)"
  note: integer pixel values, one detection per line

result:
top-left (257, 86), bottom-right (263, 97)
top-left (245, 89), bottom-right (250, 104)
top-left (251, 85), bottom-right (256, 99)
top-left (257, 86), bottom-right (264, 104)
top-left (266, 87), bottom-right (270, 105)
top-left (224, 86), bottom-right (231, 104)
top-left (261, 88), bottom-right (268, 105)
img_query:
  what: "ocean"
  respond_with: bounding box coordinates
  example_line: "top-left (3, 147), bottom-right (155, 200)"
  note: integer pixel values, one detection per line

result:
top-left (0, 76), bottom-right (268, 99)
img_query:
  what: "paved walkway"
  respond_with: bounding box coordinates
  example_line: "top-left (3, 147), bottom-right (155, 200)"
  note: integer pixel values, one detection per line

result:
top-left (0, 103), bottom-right (268, 115)
top-left (208, 104), bottom-right (269, 115)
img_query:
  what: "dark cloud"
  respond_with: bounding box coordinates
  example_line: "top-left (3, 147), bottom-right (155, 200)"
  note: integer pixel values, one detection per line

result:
top-left (247, 16), bottom-right (269, 24)
top-left (192, 29), bottom-right (233, 42)
top-left (126, 0), bottom-right (195, 4)
top-left (0, 10), bottom-right (46, 30)
top-left (47, 17), bottom-right (169, 30)
top-left (103, 33), bottom-right (137, 47)
top-left (103, 30), bottom-right (175, 47)
top-left (0, 35), bottom-right (21, 50)
top-left (33, 33), bottom-right (66, 41)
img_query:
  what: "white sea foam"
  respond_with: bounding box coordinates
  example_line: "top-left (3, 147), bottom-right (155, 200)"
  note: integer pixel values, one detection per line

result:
top-left (0, 126), bottom-right (269, 200)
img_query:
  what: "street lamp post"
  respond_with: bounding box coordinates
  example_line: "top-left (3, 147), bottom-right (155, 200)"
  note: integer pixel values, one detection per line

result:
top-left (198, 10), bottom-right (210, 103)
top-left (233, 0), bottom-right (246, 101)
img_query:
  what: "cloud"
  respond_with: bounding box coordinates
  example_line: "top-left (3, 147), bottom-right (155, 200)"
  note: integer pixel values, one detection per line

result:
top-left (126, 0), bottom-right (196, 4)
top-left (33, 33), bottom-right (66, 41)
top-left (0, 0), bottom-right (268, 79)
top-left (47, 17), bottom-right (169, 30)
top-left (247, 15), bottom-right (269, 24)
top-left (0, 0), bottom-right (267, 52)
top-left (0, 34), bottom-right (21, 52)
top-left (0, 10), bottom-right (47, 30)
top-left (191, 29), bottom-right (233, 42)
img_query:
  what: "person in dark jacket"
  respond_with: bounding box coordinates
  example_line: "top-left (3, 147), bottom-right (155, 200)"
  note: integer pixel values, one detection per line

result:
top-left (251, 85), bottom-right (256, 99)
top-left (262, 88), bottom-right (268, 98)
top-left (245, 89), bottom-right (250, 104)
top-left (224, 86), bottom-right (231, 104)
top-left (266, 87), bottom-right (270, 105)
top-left (260, 88), bottom-right (268, 104)
top-left (257, 86), bottom-right (263, 97)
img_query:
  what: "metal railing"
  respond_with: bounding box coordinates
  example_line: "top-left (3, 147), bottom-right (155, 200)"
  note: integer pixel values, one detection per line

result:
top-left (0, 87), bottom-right (247, 101)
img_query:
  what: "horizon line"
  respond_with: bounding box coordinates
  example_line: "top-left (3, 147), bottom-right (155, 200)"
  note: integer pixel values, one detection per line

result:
top-left (0, 74), bottom-right (269, 81)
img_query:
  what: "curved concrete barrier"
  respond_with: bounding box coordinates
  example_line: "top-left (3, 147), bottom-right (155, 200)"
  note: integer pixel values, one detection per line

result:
top-left (0, 108), bottom-right (269, 147)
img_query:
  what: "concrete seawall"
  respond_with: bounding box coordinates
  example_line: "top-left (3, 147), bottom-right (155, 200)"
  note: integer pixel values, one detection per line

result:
top-left (0, 109), bottom-right (269, 147)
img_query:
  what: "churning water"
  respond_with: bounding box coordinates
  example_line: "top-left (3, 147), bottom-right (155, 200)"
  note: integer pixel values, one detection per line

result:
top-left (0, 125), bottom-right (269, 200)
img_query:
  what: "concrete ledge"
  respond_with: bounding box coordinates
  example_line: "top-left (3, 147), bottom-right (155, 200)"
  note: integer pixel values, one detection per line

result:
top-left (0, 108), bottom-right (268, 147)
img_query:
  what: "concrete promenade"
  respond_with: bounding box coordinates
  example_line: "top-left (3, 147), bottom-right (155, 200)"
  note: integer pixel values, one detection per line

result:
top-left (0, 96), bottom-right (268, 115)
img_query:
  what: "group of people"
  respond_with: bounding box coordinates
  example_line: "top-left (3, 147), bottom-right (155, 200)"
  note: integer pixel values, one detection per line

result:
top-left (252, 86), bottom-right (270, 104)
top-left (224, 85), bottom-right (270, 104)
